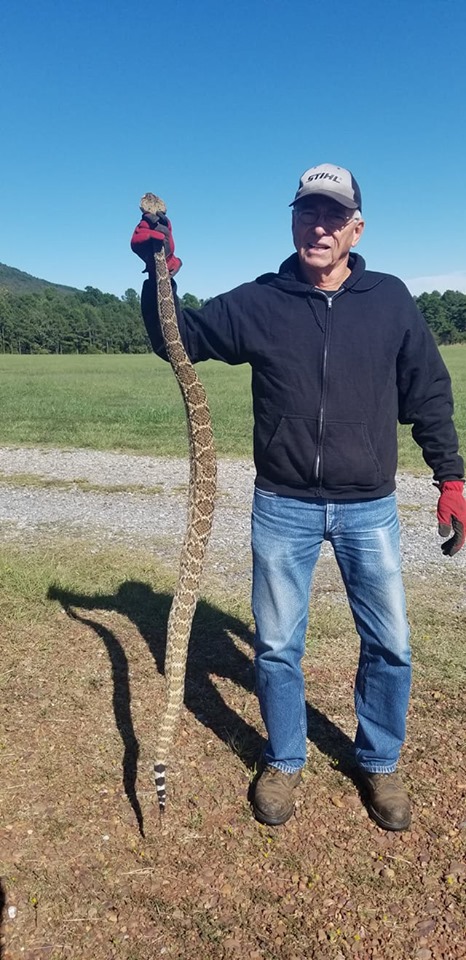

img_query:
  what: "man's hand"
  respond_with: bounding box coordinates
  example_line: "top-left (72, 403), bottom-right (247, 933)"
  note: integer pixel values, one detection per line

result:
top-left (436, 480), bottom-right (466, 556)
top-left (131, 213), bottom-right (182, 277)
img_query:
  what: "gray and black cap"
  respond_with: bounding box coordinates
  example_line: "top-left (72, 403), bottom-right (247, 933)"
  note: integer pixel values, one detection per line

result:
top-left (290, 163), bottom-right (362, 210)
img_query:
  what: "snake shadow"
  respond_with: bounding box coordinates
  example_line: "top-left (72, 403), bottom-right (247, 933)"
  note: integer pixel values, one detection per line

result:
top-left (47, 580), bottom-right (261, 833)
top-left (47, 579), bottom-right (357, 831)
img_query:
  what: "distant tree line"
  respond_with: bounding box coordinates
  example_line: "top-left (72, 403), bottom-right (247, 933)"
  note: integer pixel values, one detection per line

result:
top-left (0, 288), bottom-right (206, 355)
top-left (0, 284), bottom-right (464, 354)
top-left (413, 290), bottom-right (466, 344)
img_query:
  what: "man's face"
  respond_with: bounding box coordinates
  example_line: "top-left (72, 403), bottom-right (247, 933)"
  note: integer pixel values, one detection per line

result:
top-left (292, 196), bottom-right (365, 277)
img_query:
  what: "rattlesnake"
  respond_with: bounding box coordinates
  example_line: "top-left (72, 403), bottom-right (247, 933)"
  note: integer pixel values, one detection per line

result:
top-left (139, 193), bottom-right (217, 814)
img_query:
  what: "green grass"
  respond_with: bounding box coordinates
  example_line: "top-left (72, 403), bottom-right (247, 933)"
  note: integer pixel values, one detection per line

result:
top-left (0, 537), bottom-right (466, 686)
top-left (0, 540), bottom-right (464, 692)
top-left (0, 347), bottom-right (465, 469)
top-left (0, 471), bottom-right (164, 495)
top-left (397, 345), bottom-right (466, 473)
top-left (0, 354), bottom-right (253, 457)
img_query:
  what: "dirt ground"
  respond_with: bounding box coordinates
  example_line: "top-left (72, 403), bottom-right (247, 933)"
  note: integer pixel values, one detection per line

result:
top-left (1, 553), bottom-right (465, 960)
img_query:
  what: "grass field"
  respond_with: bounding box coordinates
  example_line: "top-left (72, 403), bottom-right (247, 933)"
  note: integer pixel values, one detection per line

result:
top-left (0, 347), bottom-right (465, 471)
top-left (0, 355), bottom-right (253, 458)
top-left (1, 350), bottom-right (466, 958)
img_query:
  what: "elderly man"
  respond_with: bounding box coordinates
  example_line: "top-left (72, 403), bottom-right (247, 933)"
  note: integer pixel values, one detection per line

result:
top-left (132, 163), bottom-right (465, 831)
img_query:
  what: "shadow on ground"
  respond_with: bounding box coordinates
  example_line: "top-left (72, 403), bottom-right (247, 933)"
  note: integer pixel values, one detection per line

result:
top-left (0, 878), bottom-right (5, 960)
top-left (47, 579), bottom-right (358, 833)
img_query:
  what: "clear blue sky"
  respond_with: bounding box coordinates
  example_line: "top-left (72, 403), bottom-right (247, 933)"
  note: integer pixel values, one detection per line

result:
top-left (2, 0), bottom-right (466, 300)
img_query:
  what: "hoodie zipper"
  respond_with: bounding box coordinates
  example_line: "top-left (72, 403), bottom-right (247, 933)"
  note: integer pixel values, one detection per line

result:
top-left (313, 289), bottom-right (345, 485)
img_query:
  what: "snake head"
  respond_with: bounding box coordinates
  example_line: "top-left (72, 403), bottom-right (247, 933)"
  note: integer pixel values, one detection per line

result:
top-left (140, 193), bottom-right (167, 216)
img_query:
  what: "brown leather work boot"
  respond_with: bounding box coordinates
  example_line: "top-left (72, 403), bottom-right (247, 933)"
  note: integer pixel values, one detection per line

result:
top-left (253, 766), bottom-right (302, 826)
top-left (363, 772), bottom-right (411, 831)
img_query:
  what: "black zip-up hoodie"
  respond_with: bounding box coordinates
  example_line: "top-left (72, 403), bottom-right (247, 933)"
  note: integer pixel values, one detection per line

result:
top-left (141, 252), bottom-right (463, 499)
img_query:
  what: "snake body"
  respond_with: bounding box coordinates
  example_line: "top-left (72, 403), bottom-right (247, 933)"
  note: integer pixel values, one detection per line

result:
top-left (139, 194), bottom-right (217, 813)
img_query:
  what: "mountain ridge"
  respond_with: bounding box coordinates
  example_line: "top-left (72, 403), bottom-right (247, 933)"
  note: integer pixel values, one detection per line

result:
top-left (0, 262), bottom-right (79, 296)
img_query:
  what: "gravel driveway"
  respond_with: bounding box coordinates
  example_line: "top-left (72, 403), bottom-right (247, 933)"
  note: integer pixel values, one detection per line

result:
top-left (0, 446), bottom-right (464, 594)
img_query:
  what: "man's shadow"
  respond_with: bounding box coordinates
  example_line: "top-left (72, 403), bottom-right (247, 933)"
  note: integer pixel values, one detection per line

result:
top-left (47, 579), bottom-right (358, 833)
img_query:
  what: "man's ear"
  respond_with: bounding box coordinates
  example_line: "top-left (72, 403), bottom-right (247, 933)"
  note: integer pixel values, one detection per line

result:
top-left (351, 218), bottom-right (365, 248)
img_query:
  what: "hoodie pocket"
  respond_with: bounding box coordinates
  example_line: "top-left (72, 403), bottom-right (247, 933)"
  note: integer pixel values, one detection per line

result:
top-left (321, 421), bottom-right (381, 489)
top-left (264, 416), bottom-right (318, 487)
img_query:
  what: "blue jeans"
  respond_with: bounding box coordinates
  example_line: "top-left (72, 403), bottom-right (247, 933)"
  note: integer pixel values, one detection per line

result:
top-left (251, 489), bottom-right (411, 775)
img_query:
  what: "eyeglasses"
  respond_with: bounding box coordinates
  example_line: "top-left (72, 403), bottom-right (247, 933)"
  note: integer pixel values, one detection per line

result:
top-left (294, 208), bottom-right (359, 231)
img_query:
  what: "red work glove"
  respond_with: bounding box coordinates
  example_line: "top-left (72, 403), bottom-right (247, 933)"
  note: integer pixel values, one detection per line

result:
top-left (130, 213), bottom-right (182, 277)
top-left (436, 480), bottom-right (466, 556)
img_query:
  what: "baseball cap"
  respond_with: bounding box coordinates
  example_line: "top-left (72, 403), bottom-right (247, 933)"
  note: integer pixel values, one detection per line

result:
top-left (290, 163), bottom-right (362, 210)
